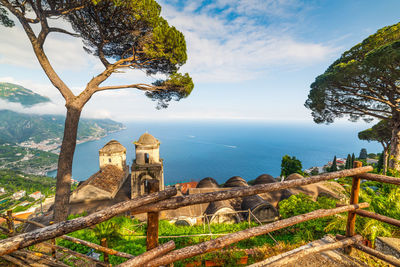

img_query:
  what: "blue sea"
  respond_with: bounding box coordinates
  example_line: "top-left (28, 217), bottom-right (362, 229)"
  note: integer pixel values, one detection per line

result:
top-left (49, 121), bottom-right (381, 184)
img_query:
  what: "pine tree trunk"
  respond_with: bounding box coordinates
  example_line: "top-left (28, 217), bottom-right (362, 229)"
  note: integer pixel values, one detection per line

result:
top-left (53, 107), bottom-right (82, 222)
top-left (389, 117), bottom-right (400, 171)
top-left (383, 148), bottom-right (388, 175)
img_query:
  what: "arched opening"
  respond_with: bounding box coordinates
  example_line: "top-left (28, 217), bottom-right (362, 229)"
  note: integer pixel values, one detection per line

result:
top-left (140, 175), bottom-right (153, 195)
top-left (145, 153), bottom-right (150, 164)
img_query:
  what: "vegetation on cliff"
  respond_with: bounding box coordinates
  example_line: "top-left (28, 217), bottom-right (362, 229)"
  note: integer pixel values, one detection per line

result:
top-left (0, 82), bottom-right (50, 107)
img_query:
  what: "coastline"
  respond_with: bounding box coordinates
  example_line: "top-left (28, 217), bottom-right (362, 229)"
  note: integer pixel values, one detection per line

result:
top-left (20, 126), bottom-right (127, 177)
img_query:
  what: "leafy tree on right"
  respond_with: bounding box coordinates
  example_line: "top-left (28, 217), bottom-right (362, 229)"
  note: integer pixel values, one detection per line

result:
top-left (281, 155), bottom-right (303, 178)
top-left (358, 119), bottom-right (391, 174)
top-left (305, 22), bottom-right (400, 171)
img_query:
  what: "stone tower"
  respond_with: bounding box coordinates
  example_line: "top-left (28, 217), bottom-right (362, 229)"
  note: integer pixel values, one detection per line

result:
top-left (131, 133), bottom-right (164, 198)
top-left (99, 140), bottom-right (127, 170)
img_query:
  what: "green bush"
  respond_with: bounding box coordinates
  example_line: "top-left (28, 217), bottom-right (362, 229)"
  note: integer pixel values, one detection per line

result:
top-left (279, 194), bottom-right (338, 242)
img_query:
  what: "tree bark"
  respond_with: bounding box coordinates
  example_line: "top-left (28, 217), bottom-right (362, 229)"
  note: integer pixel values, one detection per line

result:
top-left (355, 173), bottom-right (400, 185)
top-left (383, 147), bottom-right (389, 175)
top-left (250, 235), bottom-right (363, 267)
top-left (352, 243), bottom-right (400, 267)
top-left (389, 116), bottom-right (400, 171)
top-left (54, 106), bottom-right (82, 222)
top-left (117, 241), bottom-right (175, 267)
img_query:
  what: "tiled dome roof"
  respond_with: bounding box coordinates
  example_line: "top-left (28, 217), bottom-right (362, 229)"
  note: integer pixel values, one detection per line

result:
top-left (136, 133), bottom-right (159, 145)
top-left (99, 140), bottom-right (126, 153)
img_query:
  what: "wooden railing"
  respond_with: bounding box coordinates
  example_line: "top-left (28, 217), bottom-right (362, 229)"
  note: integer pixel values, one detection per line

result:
top-left (0, 164), bottom-right (398, 266)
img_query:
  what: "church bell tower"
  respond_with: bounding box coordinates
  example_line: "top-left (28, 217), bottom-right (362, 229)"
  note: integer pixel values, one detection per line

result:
top-left (131, 133), bottom-right (164, 198)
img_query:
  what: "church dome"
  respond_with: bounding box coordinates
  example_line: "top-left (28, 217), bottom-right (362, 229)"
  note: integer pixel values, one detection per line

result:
top-left (136, 133), bottom-right (159, 145)
top-left (99, 140), bottom-right (126, 153)
top-left (286, 173), bottom-right (304, 181)
top-left (197, 177), bottom-right (219, 188)
top-left (254, 174), bottom-right (276, 185)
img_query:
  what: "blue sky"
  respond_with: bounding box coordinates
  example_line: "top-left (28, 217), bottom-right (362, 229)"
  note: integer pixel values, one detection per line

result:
top-left (0, 0), bottom-right (399, 123)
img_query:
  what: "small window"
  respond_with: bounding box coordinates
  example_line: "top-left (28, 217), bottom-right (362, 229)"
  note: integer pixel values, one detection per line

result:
top-left (109, 158), bottom-right (112, 163)
top-left (145, 153), bottom-right (150, 164)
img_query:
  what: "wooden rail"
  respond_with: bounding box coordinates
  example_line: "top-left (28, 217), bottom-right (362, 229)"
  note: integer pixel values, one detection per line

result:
top-left (144, 203), bottom-right (369, 267)
top-left (0, 188), bottom-right (176, 256)
top-left (352, 243), bottom-right (400, 267)
top-left (249, 235), bottom-right (363, 267)
top-left (40, 242), bottom-right (108, 266)
top-left (355, 172), bottom-right (400, 185)
top-left (354, 209), bottom-right (400, 227)
top-left (130, 166), bottom-right (373, 216)
top-left (116, 240), bottom-right (175, 267)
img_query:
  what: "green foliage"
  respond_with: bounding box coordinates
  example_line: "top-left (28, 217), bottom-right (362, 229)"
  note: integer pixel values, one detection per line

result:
top-left (65, 0), bottom-right (193, 107)
top-left (0, 7), bottom-right (14, 27)
top-left (345, 154), bottom-right (352, 169)
top-left (146, 73), bottom-right (194, 109)
top-left (0, 169), bottom-right (55, 195)
top-left (305, 22), bottom-right (400, 124)
top-left (330, 155), bottom-right (338, 172)
top-left (359, 148), bottom-right (368, 159)
top-left (279, 194), bottom-right (337, 242)
top-left (280, 155), bottom-right (303, 177)
top-left (93, 220), bottom-right (120, 241)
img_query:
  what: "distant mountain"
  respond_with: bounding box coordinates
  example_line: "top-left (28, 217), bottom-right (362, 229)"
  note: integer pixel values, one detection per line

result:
top-left (0, 82), bottom-right (50, 107)
top-left (0, 110), bottom-right (125, 146)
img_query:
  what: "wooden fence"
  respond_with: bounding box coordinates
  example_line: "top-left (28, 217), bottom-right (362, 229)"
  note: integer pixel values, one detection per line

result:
top-left (0, 163), bottom-right (399, 266)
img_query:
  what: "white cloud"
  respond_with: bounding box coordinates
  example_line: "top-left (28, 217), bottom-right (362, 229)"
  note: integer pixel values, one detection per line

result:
top-left (160, 0), bottom-right (337, 83)
top-left (0, 14), bottom-right (96, 72)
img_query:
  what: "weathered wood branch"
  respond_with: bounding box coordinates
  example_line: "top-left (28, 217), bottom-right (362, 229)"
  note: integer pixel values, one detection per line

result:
top-left (355, 209), bottom-right (400, 227)
top-left (11, 250), bottom-right (69, 267)
top-left (10, 216), bottom-right (48, 229)
top-left (6, 215), bottom-right (135, 260)
top-left (248, 235), bottom-right (363, 267)
top-left (145, 203), bottom-right (369, 267)
top-left (61, 235), bottom-right (134, 259)
top-left (0, 188), bottom-right (177, 256)
top-left (1, 254), bottom-right (30, 267)
top-left (352, 243), bottom-right (400, 267)
top-left (117, 240), bottom-right (175, 267)
top-left (354, 173), bottom-right (400, 185)
top-left (132, 167), bottom-right (372, 215)
top-left (40, 242), bottom-right (108, 266)
top-left (0, 225), bottom-right (10, 235)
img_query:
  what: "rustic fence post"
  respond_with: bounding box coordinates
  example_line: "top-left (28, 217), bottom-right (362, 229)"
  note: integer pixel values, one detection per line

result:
top-left (49, 221), bottom-right (56, 259)
top-left (101, 238), bottom-right (109, 265)
top-left (146, 179), bottom-right (160, 251)
top-left (6, 210), bottom-right (14, 236)
top-left (248, 209), bottom-right (251, 227)
top-left (345, 160), bottom-right (362, 254)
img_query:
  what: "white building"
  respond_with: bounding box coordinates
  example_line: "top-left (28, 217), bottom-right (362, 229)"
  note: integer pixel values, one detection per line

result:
top-left (29, 191), bottom-right (44, 200)
top-left (0, 188), bottom-right (5, 194)
top-left (12, 190), bottom-right (26, 200)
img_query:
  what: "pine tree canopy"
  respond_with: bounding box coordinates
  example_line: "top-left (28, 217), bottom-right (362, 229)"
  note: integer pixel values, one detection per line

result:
top-left (0, 0), bottom-right (193, 107)
top-left (358, 120), bottom-right (391, 146)
top-left (305, 22), bottom-right (400, 124)
top-left (0, 6), bottom-right (13, 27)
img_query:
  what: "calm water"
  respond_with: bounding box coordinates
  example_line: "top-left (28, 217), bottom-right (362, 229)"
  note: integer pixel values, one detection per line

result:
top-left (49, 121), bottom-right (381, 184)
